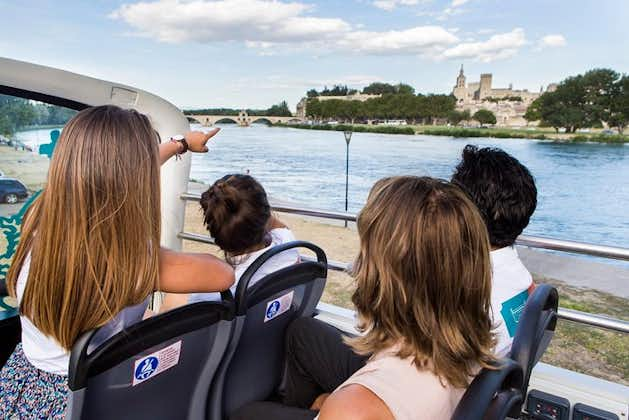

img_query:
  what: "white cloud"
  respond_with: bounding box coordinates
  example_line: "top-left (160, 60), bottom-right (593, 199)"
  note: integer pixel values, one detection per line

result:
top-left (538, 34), bottom-right (566, 49)
top-left (372, 0), bottom-right (422, 11)
top-left (441, 28), bottom-right (526, 62)
top-left (112, 0), bottom-right (526, 62)
top-left (451, 0), bottom-right (468, 7)
top-left (110, 0), bottom-right (350, 43)
top-left (339, 26), bottom-right (458, 55)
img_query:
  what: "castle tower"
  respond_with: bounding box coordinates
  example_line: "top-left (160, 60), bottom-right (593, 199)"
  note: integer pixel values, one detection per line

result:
top-left (479, 73), bottom-right (492, 100)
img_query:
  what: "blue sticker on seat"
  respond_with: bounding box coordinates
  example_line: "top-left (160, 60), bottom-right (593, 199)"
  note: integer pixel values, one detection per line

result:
top-left (500, 290), bottom-right (530, 337)
top-left (135, 356), bottom-right (159, 381)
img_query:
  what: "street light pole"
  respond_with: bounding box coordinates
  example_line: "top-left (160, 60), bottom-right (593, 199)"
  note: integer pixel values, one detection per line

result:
top-left (343, 130), bottom-right (352, 227)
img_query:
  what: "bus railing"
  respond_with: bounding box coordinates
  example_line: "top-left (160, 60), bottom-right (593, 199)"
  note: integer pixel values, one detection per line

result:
top-left (179, 193), bottom-right (629, 334)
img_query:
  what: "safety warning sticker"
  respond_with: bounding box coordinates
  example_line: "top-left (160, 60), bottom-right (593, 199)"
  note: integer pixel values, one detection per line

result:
top-left (264, 290), bottom-right (294, 323)
top-left (132, 340), bottom-right (182, 386)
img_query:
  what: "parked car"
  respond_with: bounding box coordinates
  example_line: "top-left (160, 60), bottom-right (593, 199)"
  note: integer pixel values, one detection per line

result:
top-left (0, 178), bottom-right (29, 204)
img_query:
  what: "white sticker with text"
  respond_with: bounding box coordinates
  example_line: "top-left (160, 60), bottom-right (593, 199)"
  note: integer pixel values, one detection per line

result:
top-left (264, 291), bottom-right (294, 323)
top-left (132, 340), bottom-right (182, 386)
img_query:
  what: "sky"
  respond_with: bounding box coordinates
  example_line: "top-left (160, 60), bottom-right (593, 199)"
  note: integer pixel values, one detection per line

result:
top-left (1, 0), bottom-right (628, 110)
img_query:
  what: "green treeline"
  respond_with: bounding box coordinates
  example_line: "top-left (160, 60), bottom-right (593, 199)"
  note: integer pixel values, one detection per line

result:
top-left (0, 95), bottom-right (76, 137)
top-left (306, 82), bottom-right (416, 98)
top-left (306, 90), bottom-right (456, 124)
top-left (525, 69), bottom-right (629, 133)
top-left (274, 122), bottom-right (415, 135)
top-left (184, 100), bottom-right (292, 117)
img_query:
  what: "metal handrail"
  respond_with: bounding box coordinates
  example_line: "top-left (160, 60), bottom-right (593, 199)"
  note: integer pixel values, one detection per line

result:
top-left (179, 192), bottom-right (629, 334)
top-left (177, 230), bottom-right (629, 334)
top-left (182, 192), bottom-right (629, 261)
top-left (177, 231), bottom-right (351, 271)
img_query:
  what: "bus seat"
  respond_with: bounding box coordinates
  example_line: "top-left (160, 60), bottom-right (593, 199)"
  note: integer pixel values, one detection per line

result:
top-left (508, 283), bottom-right (558, 417)
top-left (452, 358), bottom-right (524, 420)
top-left (208, 241), bottom-right (327, 420)
top-left (66, 301), bottom-right (234, 420)
top-left (0, 309), bottom-right (20, 368)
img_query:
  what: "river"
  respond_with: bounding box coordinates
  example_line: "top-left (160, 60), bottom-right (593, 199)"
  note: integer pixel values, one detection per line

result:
top-left (16, 124), bottom-right (629, 250)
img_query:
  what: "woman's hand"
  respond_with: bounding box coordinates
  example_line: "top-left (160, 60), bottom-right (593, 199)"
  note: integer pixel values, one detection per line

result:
top-left (185, 128), bottom-right (220, 153)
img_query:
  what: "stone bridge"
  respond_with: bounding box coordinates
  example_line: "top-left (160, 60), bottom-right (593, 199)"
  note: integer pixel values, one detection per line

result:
top-left (187, 111), bottom-right (304, 127)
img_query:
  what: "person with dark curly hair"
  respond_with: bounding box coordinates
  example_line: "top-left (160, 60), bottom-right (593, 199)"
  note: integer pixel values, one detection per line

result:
top-left (162, 174), bottom-right (299, 310)
top-left (452, 145), bottom-right (537, 356)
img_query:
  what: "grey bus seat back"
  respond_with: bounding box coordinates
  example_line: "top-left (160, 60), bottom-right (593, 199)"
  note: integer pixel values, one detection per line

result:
top-left (508, 284), bottom-right (558, 417)
top-left (209, 241), bottom-right (327, 419)
top-left (66, 301), bottom-right (234, 420)
top-left (451, 358), bottom-right (524, 420)
top-left (0, 308), bottom-right (20, 368)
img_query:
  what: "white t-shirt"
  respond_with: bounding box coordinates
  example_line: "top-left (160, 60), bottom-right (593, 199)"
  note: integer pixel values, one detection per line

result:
top-left (490, 246), bottom-right (535, 357)
top-left (17, 253), bottom-right (148, 375)
top-left (189, 228), bottom-right (299, 303)
top-left (321, 348), bottom-right (465, 420)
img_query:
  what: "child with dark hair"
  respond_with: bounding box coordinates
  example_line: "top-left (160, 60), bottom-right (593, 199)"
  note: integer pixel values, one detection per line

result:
top-left (452, 144), bottom-right (537, 356)
top-left (188, 174), bottom-right (299, 302)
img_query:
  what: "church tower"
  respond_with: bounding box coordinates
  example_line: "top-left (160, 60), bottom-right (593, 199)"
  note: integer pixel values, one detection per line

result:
top-left (456, 64), bottom-right (466, 88)
top-left (453, 64), bottom-right (467, 102)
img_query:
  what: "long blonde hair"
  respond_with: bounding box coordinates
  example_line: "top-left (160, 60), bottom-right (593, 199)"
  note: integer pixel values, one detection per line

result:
top-left (348, 176), bottom-right (496, 388)
top-left (7, 105), bottom-right (161, 350)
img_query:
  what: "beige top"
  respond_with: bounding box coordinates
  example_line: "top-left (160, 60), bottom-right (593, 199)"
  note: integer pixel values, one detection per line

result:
top-left (335, 349), bottom-right (466, 420)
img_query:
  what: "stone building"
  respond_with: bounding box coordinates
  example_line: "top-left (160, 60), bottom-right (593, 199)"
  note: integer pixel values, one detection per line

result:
top-left (452, 65), bottom-right (555, 127)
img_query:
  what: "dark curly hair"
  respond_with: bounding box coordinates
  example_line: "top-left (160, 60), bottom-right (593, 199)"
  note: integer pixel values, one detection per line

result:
top-left (200, 174), bottom-right (271, 258)
top-left (451, 145), bottom-right (537, 248)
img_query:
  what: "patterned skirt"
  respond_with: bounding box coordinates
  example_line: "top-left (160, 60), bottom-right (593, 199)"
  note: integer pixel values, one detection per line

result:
top-left (0, 343), bottom-right (68, 419)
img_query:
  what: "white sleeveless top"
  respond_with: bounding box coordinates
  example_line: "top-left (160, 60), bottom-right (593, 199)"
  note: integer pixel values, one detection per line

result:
top-left (490, 246), bottom-right (534, 357)
top-left (334, 349), bottom-right (466, 420)
top-left (17, 253), bottom-right (148, 375)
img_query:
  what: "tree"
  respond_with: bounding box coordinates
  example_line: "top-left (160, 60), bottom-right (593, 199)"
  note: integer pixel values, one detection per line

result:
top-left (525, 68), bottom-right (622, 132)
top-left (305, 98), bottom-right (322, 120)
top-left (266, 100), bottom-right (292, 116)
top-left (609, 75), bottom-right (629, 134)
top-left (581, 68), bottom-right (619, 124)
top-left (306, 89), bottom-right (319, 98)
top-left (447, 109), bottom-right (470, 126)
top-left (524, 97), bottom-right (542, 123)
top-left (473, 109), bottom-right (497, 126)
top-left (362, 82), bottom-right (397, 95)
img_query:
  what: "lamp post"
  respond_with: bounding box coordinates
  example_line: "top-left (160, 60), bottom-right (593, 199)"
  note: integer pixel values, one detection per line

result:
top-left (343, 130), bottom-right (352, 227)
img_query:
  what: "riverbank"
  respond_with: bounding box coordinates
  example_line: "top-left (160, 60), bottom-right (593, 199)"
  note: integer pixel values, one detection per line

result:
top-left (274, 122), bottom-right (629, 143)
top-left (272, 122), bottom-right (415, 135)
top-left (181, 198), bottom-right (628, 384)
top-left (0, 144), bottom-right (49, 191)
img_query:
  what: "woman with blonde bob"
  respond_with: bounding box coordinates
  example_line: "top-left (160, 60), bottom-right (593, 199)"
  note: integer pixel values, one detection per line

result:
top-left (234, 176), bottom-right (497, 420)
top-left (0, 105), bottom-right (234, 419)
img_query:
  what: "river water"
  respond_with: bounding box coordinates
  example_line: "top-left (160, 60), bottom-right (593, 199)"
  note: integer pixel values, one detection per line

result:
top-left (16, 124), bottom-right (629, 250)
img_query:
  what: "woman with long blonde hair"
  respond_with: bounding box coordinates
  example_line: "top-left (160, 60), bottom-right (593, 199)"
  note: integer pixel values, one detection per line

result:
top-left (234, 176), bottom-right (496, 420)
top-left (0, 105), bottom-right (234, 418)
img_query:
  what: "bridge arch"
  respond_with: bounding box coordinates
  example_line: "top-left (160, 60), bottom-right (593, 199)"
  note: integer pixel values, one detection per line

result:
top-left (186, 116), bottom-right (205, 125)
top-left (214, 117), bottom-right (239, 124)
top-left (249, 117), bottom-right (274, 125)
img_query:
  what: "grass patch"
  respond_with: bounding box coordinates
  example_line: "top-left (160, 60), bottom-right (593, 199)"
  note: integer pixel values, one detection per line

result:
top-left (418, 126), bottom-right (548, 140)
top-left (273, 123), bottom-right (415, 135)
top-left (533, 276), bottom-right (629, 385)
top-left (571, 134), bottom-right (629, 143)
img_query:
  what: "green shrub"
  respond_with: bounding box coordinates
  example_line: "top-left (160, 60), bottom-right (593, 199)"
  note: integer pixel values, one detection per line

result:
top-left (273, 123), bottom-right (415, 135)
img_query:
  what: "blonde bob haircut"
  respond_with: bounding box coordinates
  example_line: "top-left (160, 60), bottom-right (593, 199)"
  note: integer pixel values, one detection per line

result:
top-left (8, 105), bottom-right (161, 350)
top-left (348, 176), bottom-right (496, 388)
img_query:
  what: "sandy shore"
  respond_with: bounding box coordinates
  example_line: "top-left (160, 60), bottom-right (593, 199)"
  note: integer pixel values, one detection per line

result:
top-left (0, 144), bottom-right (49, 191)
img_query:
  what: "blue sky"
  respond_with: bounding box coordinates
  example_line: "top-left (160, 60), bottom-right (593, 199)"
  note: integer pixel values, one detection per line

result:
top-left (1, 0), bottom-right (628, 110)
